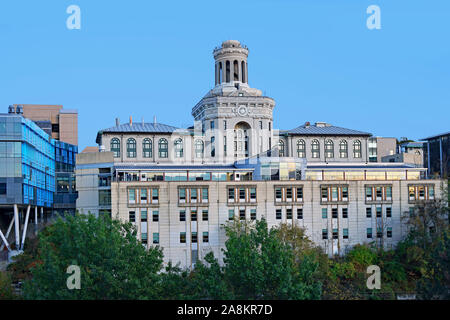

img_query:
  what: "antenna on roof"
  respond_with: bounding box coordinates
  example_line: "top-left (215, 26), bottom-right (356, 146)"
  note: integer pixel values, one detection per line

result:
top-left (142, 117), bottom-right (144, 125)
top-left (153, 116), bottom-right (157, 125)
top-left (129, 116), bottom-right (132, 126)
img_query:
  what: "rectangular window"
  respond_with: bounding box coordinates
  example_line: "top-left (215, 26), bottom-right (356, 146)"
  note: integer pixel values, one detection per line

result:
top-left (276, 209), bottom-right (282, 220)
top-left (409, 187), bottom-right (415, 201)
top-left (239, 209), bottom-right (245, 220)
top-left (152, 210), bottom-right (159, 222)
top-left (129, 211), bottom-right (135, 223)
top-left (191, 189), bottom-right (198, 202)
top-left (141, 233), bottom-right (147, 244)
top-left (203, 232), bottom-right (209, 243)
top-left (376, 187), bottom-right (382, 200)
top-left (153, 233), bottom-right (159, 244)
top-left (387, 227), bottom-right (392, 238)
top-left (192, 232), bottom-right (198, 243)
top-left (286, 188), bottom-right (293, 200)
top-left (202, 188), bottom-right (208, 202)
top-left (286, 208), bottom-right (293, 219)
top-left (331, 187), bottom-right (338, 201)
top-left (210, 121), bottom-right (215, 129)
top-left (140, 188), bottom-right (147, 203)
top-left (180, 232), bottom-right (186, 243)
top-left (366, 207), bottom-right (372, 218)
top-left (322, 208), bottom-right (328, 219)
top-left (343, 228), bottom-right (349, 239)
top-left (250, 209), bottom-right (256, 220)
top-left (202, 210), bottom-right (208, 221)
top-left (367, 228), bottom-right (372, 239)
top-left (223, 120), bottom-right (227, 130)
top-left (228, 188), bottom-right (235, 201)
top-left (191, 210), bottom-right (197, 221)
top-left (259, 121), bottom-right (263, 129)
top-left (322, 229), bottom-right (328, 240)
top-left (342, 208), bottom-right (348, 218)
top-left (128, 189), bottom-right (136, 204)
top-left (332, 208), bottom-right (338, 219)
top-left (376, 207), bottom-right (382, 218)
top-left (332, 228), bottom-right (338, 239)
top-left (179, 188), bottom-right (186, 202)
top-left (275, 187), bottom-right (282, 201)
top-left (429, 186), bottom-right (435, 199)
top-left (342, 187), bottom-right (348, 200)
top-left (386, 186), bottom-right (392, 200)
top-left (296, 187), bottom-right (303, 201)
top-left (228, 209), bottom-right (234, 221)
top-left (250, 188), bottom-right (256, 200)
top-left (179, 210), bottom-right (186, 222)
top-left (321, 187), bottom-right (328, 201)
top-left (366, 187), bottom-right (372, 201)
top-left (297, 208), bottom-right (303, 219)
top-left (141, 210), bottom-right (147, 222)
top-left (239, 188), bottom-right (246, 201)
top-left (152, 188), bottom-right (159, 202)
top-left (386, 207), bottom-right (392, 218)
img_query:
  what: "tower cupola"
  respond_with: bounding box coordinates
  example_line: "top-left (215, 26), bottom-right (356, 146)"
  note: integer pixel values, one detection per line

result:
top-left (213, 40), bottom-right (249, 86)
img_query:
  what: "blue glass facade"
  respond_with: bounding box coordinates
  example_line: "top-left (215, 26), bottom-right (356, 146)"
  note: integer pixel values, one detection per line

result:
top-left (0, 114), bottom-right (55, 207)
top-left (54, 140), bottom-right (78, 215)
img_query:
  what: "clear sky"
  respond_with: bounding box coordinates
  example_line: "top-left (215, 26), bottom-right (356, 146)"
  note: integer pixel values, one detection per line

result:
top-left (0, 0), bottom-right (449, 150)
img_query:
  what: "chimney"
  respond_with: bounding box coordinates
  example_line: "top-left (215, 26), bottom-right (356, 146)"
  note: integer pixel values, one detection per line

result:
top-left (129, 116), bottom-right (132, 126)
top-left (153, 116), bottom-right (157, 125)
top-left (115, 118), bottom-right (120, 126)
top-left (305, 121), bottom-right (310, 127)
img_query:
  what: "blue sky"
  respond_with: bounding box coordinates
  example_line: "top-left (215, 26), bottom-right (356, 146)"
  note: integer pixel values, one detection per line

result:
top-left (0, 0), bottom-right (449, 149)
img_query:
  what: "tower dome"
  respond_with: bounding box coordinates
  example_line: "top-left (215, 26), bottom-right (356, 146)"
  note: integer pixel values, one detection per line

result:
top-left (213, 40), bottom-right (249, 86)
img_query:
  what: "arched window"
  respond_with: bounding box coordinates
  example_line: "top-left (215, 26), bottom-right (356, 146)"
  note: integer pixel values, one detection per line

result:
top-left (225, 60), bottom-right (230, 82)
top-left (297, 139), bottom-right (306, 158)
top-left (241, 61), bottom-right (246, 83)
top-left (194, 140), bottom-right (204, 158)
top-left (143, 138), bottom-right (152, 158)
top-left (353, 140), bottom-right (362, 158)
top-left (218, 62), bottom-right (223, 84)
top-left (126, 138), bottom-right (136, 158)
top-left (158, 138), bottom-right (168, 158)
top-left (278, 140), bottom-right (285, 157)
top-left (339, 140), bottom-right (348, 158)
top-left (325, 139), bottom-right (334, 158)
top-left (233, 60), bottom-right (239, 81)
top-left (110, 138), bottom-right (120, 158)
top-left (174, 138), bottom-right (183, 158)
top-left (311, 139), bottom-right (320, 158)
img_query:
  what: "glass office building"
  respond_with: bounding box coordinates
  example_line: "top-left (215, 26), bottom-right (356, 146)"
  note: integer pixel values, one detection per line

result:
top-left (53, 140), bottom-right (78, 216)
top-left (0, 113), bottom-right (55, 207)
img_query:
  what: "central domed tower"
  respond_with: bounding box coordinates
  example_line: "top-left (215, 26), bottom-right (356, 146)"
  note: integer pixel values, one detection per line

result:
top-left (192, 40), bottom-right (276, 163)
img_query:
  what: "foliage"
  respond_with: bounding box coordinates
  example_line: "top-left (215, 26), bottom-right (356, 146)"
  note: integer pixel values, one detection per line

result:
top-left (0, 271), bottom-right (17, 300)
top-left (223, 219), bottom-right (322, 299)
top-left (22, 214), bottom-right (164, 299)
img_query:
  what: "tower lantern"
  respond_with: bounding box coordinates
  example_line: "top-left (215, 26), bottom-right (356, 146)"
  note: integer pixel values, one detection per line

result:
top-left (213, 40), bottom-right (249, 86)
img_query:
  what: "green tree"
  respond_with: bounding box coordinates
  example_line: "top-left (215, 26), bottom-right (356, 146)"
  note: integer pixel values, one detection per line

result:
top-left (223, 219), bottom-right (321, 299)
top-left (23, 214), bottom-right (164, 299)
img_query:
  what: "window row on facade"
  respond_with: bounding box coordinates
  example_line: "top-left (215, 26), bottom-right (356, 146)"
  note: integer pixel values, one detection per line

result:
top-left (110, 137), bottom-right (205, 159)
top-left (278, 139), bottom-right (362, 158)
top-left (126, 184), bottom-right (436, 206)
